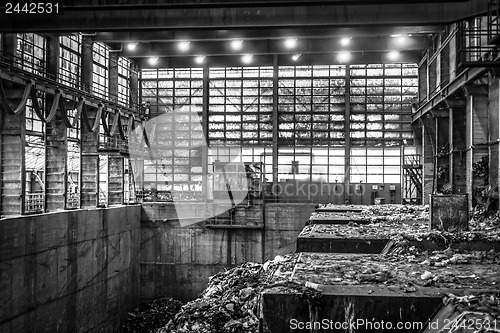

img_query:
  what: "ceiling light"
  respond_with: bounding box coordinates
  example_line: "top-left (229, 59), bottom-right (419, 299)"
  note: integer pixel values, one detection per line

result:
top-left (177, 41), bottom-right (191, 52)
top-left (126, 42), bottom-right (138, 51)
top-left (336, 51), bottom-right (351, 63)
top-left (230, 40), bottom-right (243, 51)
top-left (387, 51), bottom-right (400, 61)
top-left (148, 57), bottom-right (159, 66)
top-left (284, 38), bottom-right (297, 49)
top-left (391, 34), bottom-right (407, 43)
top-left (340, 37), bottom-right (351, 47)
top-left (195, 55), bottom-right (206, 64)
top-left (241, 54), bottom-right (253, 64)
top-left (292, 54), bottom-right (301, 61)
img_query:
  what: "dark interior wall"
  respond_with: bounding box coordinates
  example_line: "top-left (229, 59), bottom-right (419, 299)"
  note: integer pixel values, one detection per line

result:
top-left (0, 206), bottom-right (141, 333)
top-left (140, 202), bottom-right (315, 302)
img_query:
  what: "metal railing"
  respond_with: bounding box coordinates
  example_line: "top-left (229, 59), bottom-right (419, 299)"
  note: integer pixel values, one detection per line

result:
top-left (24, 192), bottom-right (44, 213)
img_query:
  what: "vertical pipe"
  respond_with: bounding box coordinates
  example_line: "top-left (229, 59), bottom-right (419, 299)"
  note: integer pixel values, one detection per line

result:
top-left (202, 65), bottom-right (209, 201)
top-left (272, 55), bottom-right (279, 200)
top-left (344, 65), bottom-right (351, 204)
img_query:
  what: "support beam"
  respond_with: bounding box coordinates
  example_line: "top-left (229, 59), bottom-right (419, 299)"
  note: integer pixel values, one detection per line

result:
top-left (45, 36), bottom-right (67, 212)
top-left (80, 36), bottom-right (99, 208)
top-left (465, 89), bottom-right (488, 207)
top-left (0, 1), bottom-right (488, 32)
top-left (450, 106), bottom-right (467, 194)
top-left (421, 116), bottom-right (435, 204)
top-left (106, 52), bottom-right (124, 205)
top-left (0, 34), bottom-right (25, 217)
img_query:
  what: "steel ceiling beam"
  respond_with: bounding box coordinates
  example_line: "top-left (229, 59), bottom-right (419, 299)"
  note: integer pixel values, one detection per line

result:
top-left (0, 1), bottom-right (487, 33)
top-left (118, 36), bottom-right (428, 58)
top-left (94, 26), bottom-right (442, 43)
top-left (136, 50), bottom-right (421, 68)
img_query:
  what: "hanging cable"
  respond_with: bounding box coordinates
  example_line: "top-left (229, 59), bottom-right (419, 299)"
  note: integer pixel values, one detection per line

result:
top-left (82, 103), bottom-right (104, 132)
top-left (109, 109), bottom-right (121, 137)
top-left (101, 108), bottom-right (111, 136)
top-left (0, 79), bottom-right (34, 115)
top-left (45, 90), bottom-right (62, 123)
top-left (30, 88), bottom-right (46, 122)
top-left (60, 95), bottom-right (85, 129)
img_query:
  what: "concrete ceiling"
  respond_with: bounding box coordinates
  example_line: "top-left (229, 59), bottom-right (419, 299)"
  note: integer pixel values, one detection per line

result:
top-left (0, 0), bottom-right (488, 67)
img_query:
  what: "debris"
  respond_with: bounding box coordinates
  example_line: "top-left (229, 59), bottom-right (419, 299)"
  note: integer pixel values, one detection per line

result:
top-left (159, 254), bottom-right (323, 333)
top-left (122, 297), bottom-right (183, 333)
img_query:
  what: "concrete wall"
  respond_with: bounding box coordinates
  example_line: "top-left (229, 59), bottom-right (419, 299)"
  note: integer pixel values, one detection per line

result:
top-left (140, 202), bottom-right (315, 301)
top-left (0, 205), bottom-right (141, 333)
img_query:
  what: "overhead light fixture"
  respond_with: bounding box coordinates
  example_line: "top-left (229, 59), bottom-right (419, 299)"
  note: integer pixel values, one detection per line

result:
top-left (340, 37), bottom-right (351, 47)
top-left (387, 51), bottom-right (400, 61)
top-left (284, 38), bottom-right (297, 49)
top-left (292, 54), bottom-right (301, 61)
top-left (126, 42), bottom-right (138, 51)
top-left (336, 51), bottom-right (351, 63)
top-left (194, 55), bottom-right (206, 64)
top-left (177, 41), bottom-right (191, 52)
top-left (241, 54), bottom-right (253, 64)
top-left (148, 57), bottom-right (159, 66)
top-left (391, 34), bottom-right (407, 43)
top-left (230, 40), bottom-right (243, 51)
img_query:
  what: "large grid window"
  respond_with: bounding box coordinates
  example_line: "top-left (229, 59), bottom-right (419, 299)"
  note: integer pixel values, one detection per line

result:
top-left (139, 68), bottom-right (204, 201)
top-left (118, 56), bottom-right (131, 106)
top-left (278, 65), bottom-right (346, 146)
top-left (16, 33), bottom-right (46, 75)
top-left (141, 68), bottom-right (203, 114)
top-left (59, 34), bottom-right (81, 88)
top-left (350, 147), bottom-right (402, 184)
top-left (92, 42), bottom-right (109, 98)
top-left (349, 64), bottom-right (417, 146)
top-left (208, 67), bottom-right (273, 146)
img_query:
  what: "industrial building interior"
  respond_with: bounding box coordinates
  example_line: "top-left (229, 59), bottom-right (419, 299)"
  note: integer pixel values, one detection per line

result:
top-left (1, 0), bottom-right (500, 332)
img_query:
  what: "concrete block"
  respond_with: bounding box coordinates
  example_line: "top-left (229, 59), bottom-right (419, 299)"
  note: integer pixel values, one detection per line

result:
top-left (76, 241), bottom-right (96, 290)
top-left (0, 261), bottom-right (12, 322)
top-left (190, 228), bottom-right (228, 265)
top-left (0, 321), bottom-right (11, 333)
top-left (231, 229), bottom-right (263, 264)
top-left (430, 194), bottom-right (469, 232)
top-left (0, 217), bottom-right (26, 260)
top-left (159, 228), bottom-right (192, 264)
top-left (264, 230), bottom-right (301, 260)
top-left (77, 209), bottom-right (102, 242)
top-left (10, 257), bottom-right (28, 319)
top-left (35, 249), bottom-right (58, 305)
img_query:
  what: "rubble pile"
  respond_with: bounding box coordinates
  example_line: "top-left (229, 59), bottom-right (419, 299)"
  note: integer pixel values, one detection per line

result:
top-left (158, 254), bottom-right (301, 333)
top-left (445, 293), bottom-right (500, 319)
top-left (311, 204), bottom-right (429, 224)
top-left (122, 297), bottom-right (183, 333)
top-left (292, 250), bottom-right (500, 289)
top-left (436, 293), bottom-right (500, 332)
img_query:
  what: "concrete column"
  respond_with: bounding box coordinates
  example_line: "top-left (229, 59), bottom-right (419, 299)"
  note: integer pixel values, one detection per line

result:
top-left (129, 62), bottom-right (139, 108)
top-left (0, 34), bottom-right (26, 216)
top-left (421, 116), bottom-right (435, 204)
top-left (80, 36), bottom-right (99, 208)
top-left (106, 52), bottom-right (124, 205)
top-left (45, 36), bottom-right (67, 212)
top-left (108, 156), bottom-right (123, 205)
top-left (431, 109), bottom-right (450, 194)
top-left (446, 100), bottom-right (467, 195)
top-left (489, 76), bottom-right (500, 203)
top-left (465, 88), bottom-right (488, 207)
